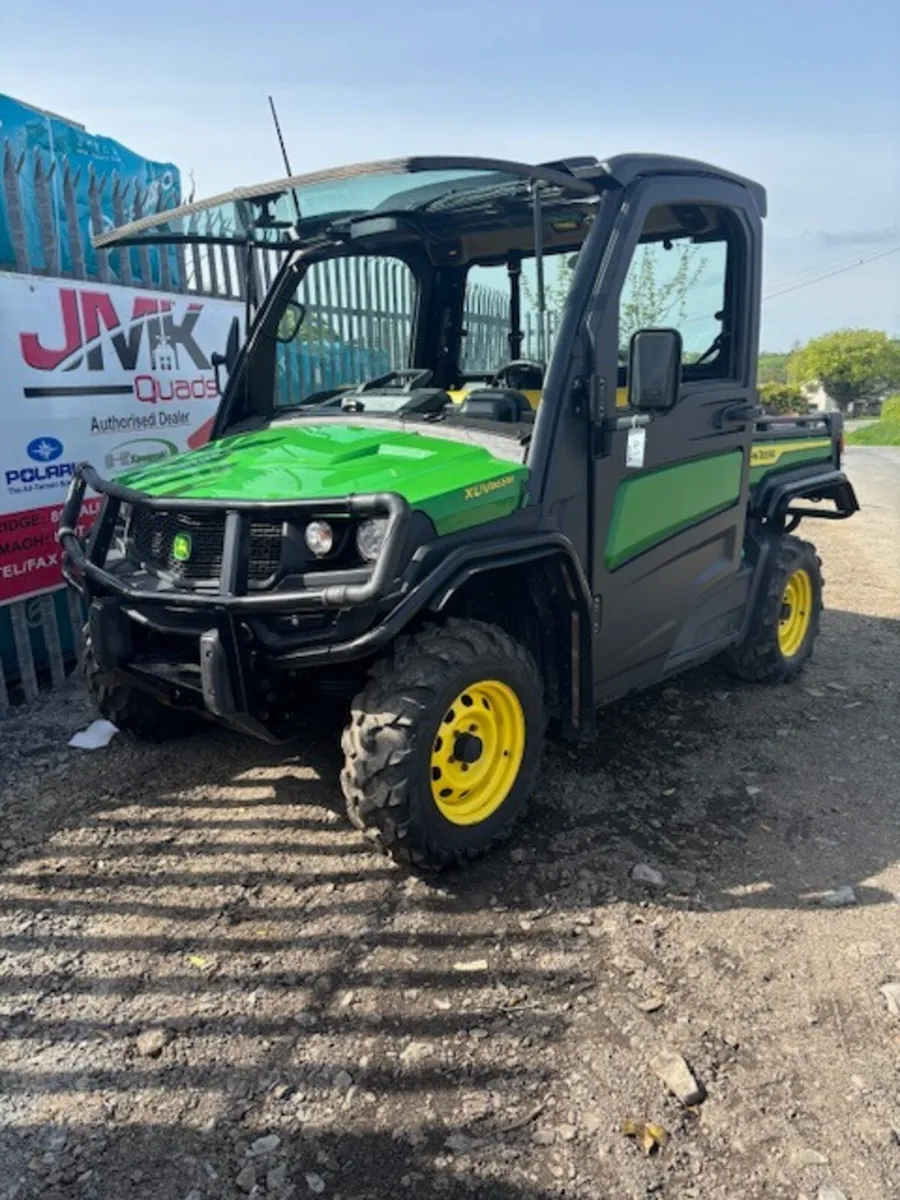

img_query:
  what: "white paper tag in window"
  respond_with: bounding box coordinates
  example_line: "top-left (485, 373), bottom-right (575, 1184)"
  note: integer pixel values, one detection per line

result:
top-left (626, 424), bottom-right (646, 469)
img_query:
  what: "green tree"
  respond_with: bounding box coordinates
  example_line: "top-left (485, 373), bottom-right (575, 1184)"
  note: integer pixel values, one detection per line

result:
top-left (758, 381), bottom-right (809, 416)
top-left (522, 242), bottom-right (707, 359)
top-left (544, 254), bottom-right (577, 316)
top-left (618, 243), bottom-right (707, 348)
top-left (521, 254), bottom-right (577, 321)
top-left (298, 309), bottom-right (340, 345)
top-left (518, 254), bottom-right (580, 358)
top-left (787, 329), bottom-right (900, 413)
top-left (757, 351), bottom-right (791, 385)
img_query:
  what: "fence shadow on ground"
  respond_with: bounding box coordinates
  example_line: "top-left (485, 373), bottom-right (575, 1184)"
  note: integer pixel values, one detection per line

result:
top-left (0, 607), bottom-right (897, 1197)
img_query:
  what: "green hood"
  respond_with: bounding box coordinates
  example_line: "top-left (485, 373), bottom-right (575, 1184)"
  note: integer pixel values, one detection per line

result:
top-left (115, 422), bottom-right (529, 536)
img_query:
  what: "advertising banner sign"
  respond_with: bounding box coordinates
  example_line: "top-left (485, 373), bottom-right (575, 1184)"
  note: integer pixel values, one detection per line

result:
top-left (0, 272), bottom-right (241, 602)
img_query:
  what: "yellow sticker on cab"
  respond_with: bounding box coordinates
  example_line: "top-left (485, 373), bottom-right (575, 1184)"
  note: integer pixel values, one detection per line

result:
top-left (463, 474), bottom-right (516, 501)
top-left (749, 440), bottom-right (828, 468)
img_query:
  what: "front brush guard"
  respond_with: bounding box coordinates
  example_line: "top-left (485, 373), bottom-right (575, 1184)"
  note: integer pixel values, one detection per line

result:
top-left (57, 463), bottom-right (411, 612)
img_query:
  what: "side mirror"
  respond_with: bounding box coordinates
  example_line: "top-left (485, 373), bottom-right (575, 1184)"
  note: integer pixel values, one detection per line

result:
top-left (211, 316), bottom-right (241, 396)
top-left (224, 315), bottom-right (240, 369)
top-left (628, 328), bottom-right (682, 412)
top-left (274, 300), bottom-right (307, 343)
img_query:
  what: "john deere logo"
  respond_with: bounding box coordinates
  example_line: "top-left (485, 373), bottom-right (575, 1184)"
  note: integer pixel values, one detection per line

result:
top-left (172, 532), bottom-right (192, 562)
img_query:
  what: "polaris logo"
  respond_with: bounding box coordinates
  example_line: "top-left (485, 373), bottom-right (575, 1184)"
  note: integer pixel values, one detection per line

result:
top-left (6, 438), bottom-right (76, 494)
top-left (5, 462), bottom-right (76, 488)
top-left (27, 436), bottom-right (64, 463)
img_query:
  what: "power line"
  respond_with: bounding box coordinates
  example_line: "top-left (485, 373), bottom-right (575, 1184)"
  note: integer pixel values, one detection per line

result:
top-left (764, 243), bottom-right (899, 294)
top-left (764, 229), bottom-right (900, 292)
top-left (763, 243), bottom-right (900, 301)
top-left (634, 238), bottom-right (900, 328)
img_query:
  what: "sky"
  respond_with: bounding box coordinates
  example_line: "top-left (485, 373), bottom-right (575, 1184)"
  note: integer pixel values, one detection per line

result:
top-left (2, 0), bottom-right (898, 350)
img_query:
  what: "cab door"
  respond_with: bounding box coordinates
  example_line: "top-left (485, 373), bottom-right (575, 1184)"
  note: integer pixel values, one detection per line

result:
top-left (586, 178), bottom-right (762, 700)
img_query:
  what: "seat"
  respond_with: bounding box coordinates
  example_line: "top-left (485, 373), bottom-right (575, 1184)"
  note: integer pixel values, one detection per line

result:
top-left (501, 362), bottom-right (544, 392)
top-left (459, 388), bottom-right (528, 423)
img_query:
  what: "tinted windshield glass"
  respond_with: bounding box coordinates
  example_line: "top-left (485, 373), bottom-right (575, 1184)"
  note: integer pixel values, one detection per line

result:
top-left (274, 255), bottom-right (416, 408)
top-left (93, 159), bottom-right (596, 249)
top-left (215, 170), bottom-right (520, 247)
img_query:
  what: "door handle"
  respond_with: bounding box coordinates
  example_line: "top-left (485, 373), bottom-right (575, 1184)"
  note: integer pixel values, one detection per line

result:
top-left (602, 413), bottom-right (651, 432)
top-left (717, 402), bottom-right (759, 428)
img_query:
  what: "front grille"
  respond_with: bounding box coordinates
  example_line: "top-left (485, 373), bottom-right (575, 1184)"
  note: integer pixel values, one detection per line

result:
top-left (131, 509), bottom-right (225, 581)
top-left (247, 520), bottom-right (283, 581)
top-left (129, 507), bottom-right (283, 584)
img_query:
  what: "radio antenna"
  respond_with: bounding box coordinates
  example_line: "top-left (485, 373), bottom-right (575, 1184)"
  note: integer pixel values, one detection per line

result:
top-left (268, 94), bottom-right (301, 222)
top-left (268, 94), bottom-right (293, 177)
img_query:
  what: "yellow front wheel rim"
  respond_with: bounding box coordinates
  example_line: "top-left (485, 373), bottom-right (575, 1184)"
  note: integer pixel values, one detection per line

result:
top-left (777, 568), bottom-right (814, 658)
top-left (430, 679), bottom-right (526, 826)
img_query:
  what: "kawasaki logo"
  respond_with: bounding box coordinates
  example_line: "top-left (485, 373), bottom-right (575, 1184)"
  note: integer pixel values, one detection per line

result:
top-left (105, 437), bottom-right (179, 473)
top-left (172, 533), bottom-right (192, 562)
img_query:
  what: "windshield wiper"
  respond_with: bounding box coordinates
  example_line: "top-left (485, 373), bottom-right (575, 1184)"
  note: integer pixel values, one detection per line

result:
top-left (417, 179), bottom-right (564, 214)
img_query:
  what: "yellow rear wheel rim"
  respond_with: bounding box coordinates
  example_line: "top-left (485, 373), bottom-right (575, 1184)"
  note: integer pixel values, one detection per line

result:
top-left (777, 567), bottom-right (814, 658)
top-left (430, 679), bottom-right (526, 826)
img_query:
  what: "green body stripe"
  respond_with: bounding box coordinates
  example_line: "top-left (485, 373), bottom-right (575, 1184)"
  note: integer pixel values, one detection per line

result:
top-left (605, 451), bottom-right (743, 570)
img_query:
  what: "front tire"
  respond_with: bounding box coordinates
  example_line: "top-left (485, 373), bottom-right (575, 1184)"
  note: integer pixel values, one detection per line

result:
top-left (341, 619), bottom-right (546, 870)
top-left (83, 629), bottom-right (202, 742)
top-left (724, 535), bottom-right (823, 682)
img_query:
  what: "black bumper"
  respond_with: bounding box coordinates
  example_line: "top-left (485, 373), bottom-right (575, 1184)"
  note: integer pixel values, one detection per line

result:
top-left (58, 463), bottom-right (413, 738)
top-left (59, 464), bottom-right (411, 612)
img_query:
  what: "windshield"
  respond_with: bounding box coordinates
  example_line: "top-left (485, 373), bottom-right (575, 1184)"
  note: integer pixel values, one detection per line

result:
top-left (93, 158), bottom-right (597, 249)
top-left (274, 255), bottom-right (416, 409)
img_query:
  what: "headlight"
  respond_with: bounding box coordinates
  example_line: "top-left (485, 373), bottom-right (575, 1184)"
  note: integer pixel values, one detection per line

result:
top-left (356, 518), bottom-right (387, 563)
top-left (305, 520), bottom-right (334, 557)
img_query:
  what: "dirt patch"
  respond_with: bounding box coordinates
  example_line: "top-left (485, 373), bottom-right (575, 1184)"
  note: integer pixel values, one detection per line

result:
top-left (1, 448), bottom-right (898, 1200)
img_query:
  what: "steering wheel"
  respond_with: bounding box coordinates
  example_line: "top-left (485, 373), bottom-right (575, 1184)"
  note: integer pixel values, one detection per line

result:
top-left (491, 360), bottom-right (544, 389)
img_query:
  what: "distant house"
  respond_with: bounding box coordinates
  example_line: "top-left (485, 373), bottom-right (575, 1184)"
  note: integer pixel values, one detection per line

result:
top-left (804, 384), bottom-right (839, 413)
top-left (802, 382), bottom-right (887, 416)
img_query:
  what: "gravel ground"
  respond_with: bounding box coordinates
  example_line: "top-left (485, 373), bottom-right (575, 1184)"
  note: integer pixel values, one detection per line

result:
top-left (1, 447), bottom-right (898, 1200)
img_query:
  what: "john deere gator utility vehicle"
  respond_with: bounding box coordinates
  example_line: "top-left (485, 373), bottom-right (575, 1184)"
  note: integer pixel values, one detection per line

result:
top-left (60, 154), bottom-right (859, 868)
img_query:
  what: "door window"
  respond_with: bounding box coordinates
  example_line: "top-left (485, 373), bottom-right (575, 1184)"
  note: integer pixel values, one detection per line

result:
top-left (617, 206), bottom-right (734, 384)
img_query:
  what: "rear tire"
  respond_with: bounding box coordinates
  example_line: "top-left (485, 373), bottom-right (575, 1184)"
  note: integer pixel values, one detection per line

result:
top-left (83, 628), bottom-right (202, 742)
top-left (724, 534), bottom-right (823, 682)
top-left (341, 619), bottom-right (546, 870)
